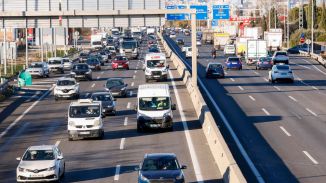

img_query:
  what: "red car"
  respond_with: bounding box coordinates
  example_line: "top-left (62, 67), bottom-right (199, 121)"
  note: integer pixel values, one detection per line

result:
top-left (111, 56), bottom-right (129, 70)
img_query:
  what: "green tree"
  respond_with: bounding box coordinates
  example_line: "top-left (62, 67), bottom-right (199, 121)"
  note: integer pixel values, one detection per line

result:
top-left (319, 1), bottom-right (326, 30)
top-left (262, 15), bottom-right (268, 31)
top-left (270, 7), bottom-right (280, 29)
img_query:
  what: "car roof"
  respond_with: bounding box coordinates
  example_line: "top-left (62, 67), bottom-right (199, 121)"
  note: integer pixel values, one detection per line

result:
top-left (138, 84), bottom-right (169, 98)
top-left (28, 145), bottom-right (55, 151)
top-left (144, 153), bottom-right (177, 159)
top-left (107, 77), bottom-right (123, 81)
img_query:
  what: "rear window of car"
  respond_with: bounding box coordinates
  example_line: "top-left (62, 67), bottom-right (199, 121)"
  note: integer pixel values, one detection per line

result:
top-left (276, 65), bottom-right (289, 70)
top-left (228, 58), bottom-right (240, 62)
top-left (276, 52), bottom-right (287, 56)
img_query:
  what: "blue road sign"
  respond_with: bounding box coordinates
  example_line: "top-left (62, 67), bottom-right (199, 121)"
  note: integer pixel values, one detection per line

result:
top-left (212, 5), bottom-right (230, 20)
top-left (190, 5), bottom-right (208, 20)
top-left (166, 5), bottom-right (189, 20)
top-left (212, 19), bottom-right (218, 27)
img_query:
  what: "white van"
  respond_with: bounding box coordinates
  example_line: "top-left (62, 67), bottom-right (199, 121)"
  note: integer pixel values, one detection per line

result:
top-left (143, 53), bottom-right (169, 82)
top-left (136, 84), bottom-right (176, 132)
top-left (67, 99), bottom-right (104, 140)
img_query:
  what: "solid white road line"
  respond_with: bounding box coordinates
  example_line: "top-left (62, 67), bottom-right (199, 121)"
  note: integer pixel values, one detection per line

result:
top-left (131, 82), bottom-right (134, 87)
top-left (55, 141), bottom-right (61, 146)
top-left (306, 108), bottom-right (317, 116)
top-left (168, 70), bottom-right (204, 182)
top-left (279, 126), bottom-right (291, 137)
top-left (238, 86), bottom-right (244, 91)
top-left (248, 95), bottom-right (256, 101)
top-left (230, 78), bottom-right (235, 82)
top-left (0, 86), bottom-right (55, 138)
top-left (124, 117), bottom-right (128, 126)
top-left (134, 70), bottom-right (137, 73)
top-left (127, 102), bottom-right (131, 109)
top-left (273, 86), bottom-right (281, 91)
top-left (224, 71), bottom-right (228, 75)
top-left (304, 59), bottom-right (326, 75)
top-left (119, 138), bottom-right (126, 150)
top-left (312, 86), bottom-right (318, 90)
top-left (303, 151), bottom-right (319, 164)
top-left (262, 108), bottom-right (271, 116)
top-left (114, 165), bottom-right (121, 180)
top-left (288, 96), bottom-right (298, 102)
top-left (91, 83), bottom-right (95, 88)
top-left (253, 71), bottom-right (259, 75)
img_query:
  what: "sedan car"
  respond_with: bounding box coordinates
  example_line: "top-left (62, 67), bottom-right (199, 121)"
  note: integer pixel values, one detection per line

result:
top-left (26, 62), bottom-right (50, 78)
top-left (91, 92), bottom-right (116, 116)
top-left (62, 57), bottom-right (72, 70)
top-left (268, 64), bottom-right (294, 83)
top-left (16, 145), bottom-right (65, 182)
top-left (104, 78), bottom-right (128, 97)
top-left (111, 56), bottom-right (129, 70)
top-left (138, 153), bottom-right (186, 183)
top-left (256, 57), bottom-right (273, 70)
top-left (54, 78), bottom-right (80, 100)
top-left (206, 62), bottom-right (225, 78)
top-left (225, 57), bottom-right (242, 70)
top-left (71, 63), bottom-right (92, 81)
top-left (79, 52), bottom-right (89, 63)
top-left (86, 58), bottom-right (101, 70)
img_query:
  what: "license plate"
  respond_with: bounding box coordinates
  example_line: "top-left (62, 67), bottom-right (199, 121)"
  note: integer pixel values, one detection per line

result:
top-left (150, 124), bottom-right (160, 128)
top-left (118, 65), bottom-right (123, 68)
top-left (30, 174), bottom-right (44, 177)
top-left (79, 131), bottom-right (90, 135)
top-left (232, 62), bottom-right (237, 64)
top-left (154, 75), bottom-right (160, 78)
top-left (51, 68), bottom-right (57, 71)
top-left (281, 73), bottom-right (287, 75)
top-left (263, 62), bottom-right (269, 64)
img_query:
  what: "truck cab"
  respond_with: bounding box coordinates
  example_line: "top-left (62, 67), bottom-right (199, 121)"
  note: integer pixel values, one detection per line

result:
top-left (67, 99), bottom-right (104, 140)
top-left (136, 84), bottom-right (176, 132)
top-left (120, 38), bottom-right (139, 59)
top-left (143, 53), bottom-right (169, 82)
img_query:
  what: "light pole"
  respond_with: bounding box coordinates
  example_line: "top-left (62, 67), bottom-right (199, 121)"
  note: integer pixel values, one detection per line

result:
top-left (311, 0), bottom-right (314, 54)
top-left (287, 0), bottom-right (290, 48)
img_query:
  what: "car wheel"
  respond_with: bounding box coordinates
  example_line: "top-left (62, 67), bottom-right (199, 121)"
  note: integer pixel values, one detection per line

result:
top-left (167, 126), bottom-right (173, 132)
top-left (271, 79), bottom-right (275, 83)
top-left (61, 164), bottom-right (65, 178)
top-left (145, 78), bottom-right (149, 83)
top-left (99, 130), bottom-right (104, 139)
top-left (55, 96), bottom-right (59, 101)
top-left (75, 94), bottom-right (80, 100)
top-left (126, 67), bottom-right (130, 70)
top-left (255, 66), bottom-right (258, 70)
top-left (137, 123), bottom-right (144, 133)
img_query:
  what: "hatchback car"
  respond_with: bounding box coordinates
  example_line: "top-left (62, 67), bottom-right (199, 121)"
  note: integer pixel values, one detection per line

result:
top-left (138, 153), bottom-right (186, 183)
top-left (225, 57), bottom-right (242, 70)
top-left (256, 57), bottom-right (273, 70)
top-left (71, 63), bottom-right (92, 81)
top-left (91, 92), bottom-right (116, 116)
top-left (86, 58), bottom-right (101, 70)
top-left (62, 57), bottom-right (72, 70)
top-left (26, 62), bottom-right (50, 78)
top-left (54, 78), bottom-right (80, 100)
top-left (268, 64), bottom-right (294, 83)
top-left (105, 78), bottom-right (128, 97)
top-left (16, 145), bottom-right (65, 182)
top-left (206, 62), bottom-right (225, 78)
top-left (111, 56), bottom-right (129, 70)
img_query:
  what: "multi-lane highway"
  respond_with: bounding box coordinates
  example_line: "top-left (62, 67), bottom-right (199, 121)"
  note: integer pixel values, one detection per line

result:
top-left (166, 33), bottom-right (326, 183)
top-left (0, 36), bottom-right (222, 182)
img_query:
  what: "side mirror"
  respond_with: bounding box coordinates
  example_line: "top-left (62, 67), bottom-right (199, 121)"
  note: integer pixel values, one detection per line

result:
top-left (166, 65), bottom-right (170, 69)
top-left (171, 104), bottom-right (176, 110)
top-left (181, 165), bottom-right (187, 169)
top-left (57, 156), bottom-right (64, 160)
top-left (16, 157), bottom-right (21, 161)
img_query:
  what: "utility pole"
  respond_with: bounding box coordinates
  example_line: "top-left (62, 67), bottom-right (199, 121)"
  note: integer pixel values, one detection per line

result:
top-left (3, 29), bottom-right (7, 75)
top-left (311, 0), bottom-right (314, 53)
top-left (287, 0), bottom-right (290, 48)
top-left (25, 28), bottom-right (28, 67)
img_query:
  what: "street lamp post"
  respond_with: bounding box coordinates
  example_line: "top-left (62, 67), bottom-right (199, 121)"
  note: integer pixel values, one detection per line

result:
top-left (311, 0), bottom-right (314, 54)
top-left (287, 0), bottom-right (290, 48)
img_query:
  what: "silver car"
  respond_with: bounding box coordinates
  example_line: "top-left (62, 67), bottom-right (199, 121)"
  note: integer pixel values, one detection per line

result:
top-left (91, 92), bottom-right (116, 116)
top-left (26, 62), bottom-right (50, 78)
top-left (62, 58), bottom-right (72, 70)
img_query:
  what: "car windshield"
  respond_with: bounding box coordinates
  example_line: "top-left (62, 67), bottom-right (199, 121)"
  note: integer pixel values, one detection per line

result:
top-left (73, 65), bottom-right (88, 70)
top-left (48, 60), bottom-right (61, 64)
top-left (276, 65), bottom-right (290, 70)
top-left (106, 79), bottom-right (124, 88)
top-left (147, 60), bottom-right (165, 68)
top-left (142, 157), bottom-right (179, 171)
top-left (57, 80), bottom-right (75, 86)
top-left (209, 64), bottom-right (222, 69)
top-left (115, 56), bottom-right (128, 61)
top-left (92, 94), bottom-right (112, 102)
top-left (23, 150), bottom-right (55, 161)
top-left (276, 52), bottom-right (287, 56)
top-left (29, 63), bottom-right (43, 68)
top-left (69, 105), bottom-right (101, 118)
top-left (139, 97), bottom-right (170, 111)
top-left (122, 41), bottom-right (137, 49)
top-left (260, 57), bottom-right (271, 62)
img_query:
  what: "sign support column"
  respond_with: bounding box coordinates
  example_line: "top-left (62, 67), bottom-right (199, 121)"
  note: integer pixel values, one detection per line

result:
top-left (3, 29), bottom-right (7, 75)
top-left (25, 28), bottom-right (28, 67)
top-left (191, 12), bottom-right (197, 87)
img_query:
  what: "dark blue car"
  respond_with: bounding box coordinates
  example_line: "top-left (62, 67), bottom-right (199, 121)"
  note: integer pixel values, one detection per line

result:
top-left (225, 57), bottom-right (242, 70)
top-left (138, 153), bottom-right (186, 183)
top-left (287, 44), bottom-right (310, 54)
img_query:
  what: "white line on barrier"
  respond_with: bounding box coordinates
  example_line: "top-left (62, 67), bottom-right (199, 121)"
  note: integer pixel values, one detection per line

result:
top-left (97, 76), bottom-right (100, 80)
top-left (168, 70), bottom-right (204, 182)
top-left (134, 70), bottom-right (137, 73)
top-left (127, 102), bottom-right (131, 109)
top-left (303, 151), bottom-right (319, 164)
top-left (262, 108), bottom-right (271, 116)
top-left (279, 126), bottom-right (291, 137)
top-left (133, 75), bottom-right (136, 79)
top-left (230, 78), bottom-right (235, 82)
top-left (0, 86), bottom-right (55, 138)
top-left (263, 78), bottom-right (268, 82)
top-left (253, 71), bottom-right (259, 75)
top-left (124, 117), bottom-right (128, 126)
top-left (55, 141), bottom-right (61, 146)
top-left (249, 95), bottom-right (256, 101)
top-left (288, 96), bottom-right (298, 102)
top-left (238, 86), bottom-right (244, 91)
top-left (312, 86), bottom-right (318, 90)
top-left (120, 138), bottom-right (125, 150)
top-left (114, 165), bottom-right (121, 180)
top-left (306, 108), bottom-right (317, 116)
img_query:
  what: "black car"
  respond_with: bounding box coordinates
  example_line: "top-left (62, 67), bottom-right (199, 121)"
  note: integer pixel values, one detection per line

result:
top-left (79, 52), bottom-right (89, 63)
top-left (287, 44), bottom-right (309, 54)
top-left (206, 62), bottom-right (225, 78)
top-left (176, 38), bottom-right (184, 45)
top-left (91, 92), bottom-right (116, 116)
top-left (138, 153), bottom-right (186, 183)
top-left (71, 63), bottom-right (92, 81)
top-left (104, 78), bottom-right (128, 97)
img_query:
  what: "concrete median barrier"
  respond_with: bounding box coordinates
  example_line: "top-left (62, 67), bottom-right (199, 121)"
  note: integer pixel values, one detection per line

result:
top-left (158, 33), bottom-right (246, 183)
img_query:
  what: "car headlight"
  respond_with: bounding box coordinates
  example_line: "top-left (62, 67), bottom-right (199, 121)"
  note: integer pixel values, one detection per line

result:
top-left (140, 174), bottom-right (149, 182)
top-left (70, 71), bottom-right (76, 75)
top-left (18, 167), bottom-right (24, 172)
top-left (145, 69), bottom-right (151, 74)
top-left (94, 119), bottom-right (101, 126)
top-left (69, 121), bottom-right (75, 127)
top-left (47, 165), bottom-right (56, 171)
top-left (121, 87), bottom-right (126, 91)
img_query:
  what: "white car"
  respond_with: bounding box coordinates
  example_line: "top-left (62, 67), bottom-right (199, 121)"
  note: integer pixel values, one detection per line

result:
top-left (48, 57), bottom-right (64, 74)
top-left (62, 57), bottom-right (72, 70)
top-left (16, 145), bottom-right (65, 182)
top-left (196, 40), bottom-right (202, 46)
top-left (182, 46), bottom-right (191, 53)
top-left (185, 47), bottom-right (199, 58)
top-left (268, 64), bottom-right (294, 83)
top-left (54, 78), bottom-right (80, 100)
top-left (26, 62), bottom-right (50, 78)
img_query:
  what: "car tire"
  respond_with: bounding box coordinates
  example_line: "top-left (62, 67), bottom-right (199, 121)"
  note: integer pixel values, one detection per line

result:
top-left (55, 96), bottom-right (59, 101)
top-left (255, 67), bottom-right (258, 70)
top-left (126, 67), bottom-right (130, 70)
top-left (61, 164), bottom-right (65, 178)
top-left (167, 126), bottom-right (173, 132)
top-left (145, 78), bottom-right (149, 83)
top-left (271, 79), bottom-right (275, 83)
top-left (137, 123), bottom-right (144, 133)
top-left (75, 94), bottom-right (80, 100)
top-left (99, 131), bottom-right (104, 140)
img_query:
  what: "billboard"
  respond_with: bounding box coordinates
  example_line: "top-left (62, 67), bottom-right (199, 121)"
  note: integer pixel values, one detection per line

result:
top-left (212, 5), bottom-right (230, 20)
